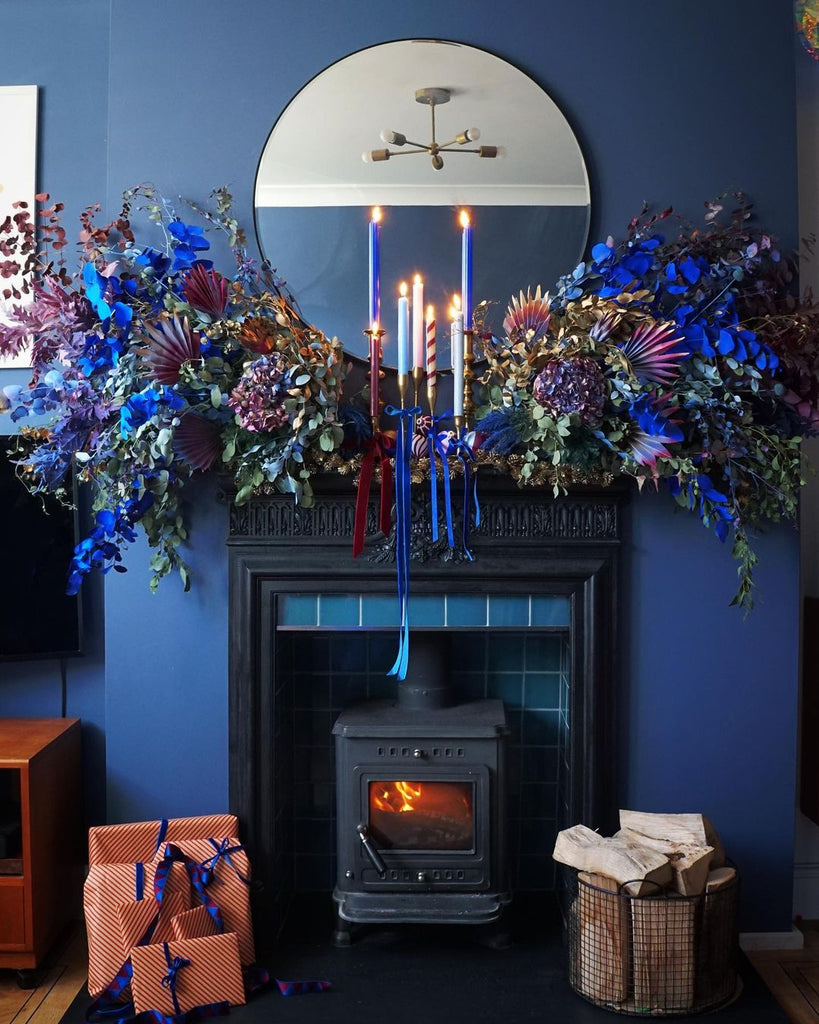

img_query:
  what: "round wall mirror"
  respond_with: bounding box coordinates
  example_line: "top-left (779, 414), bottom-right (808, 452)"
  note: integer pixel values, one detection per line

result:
top-left (254, 39), bottom-right (590, 367)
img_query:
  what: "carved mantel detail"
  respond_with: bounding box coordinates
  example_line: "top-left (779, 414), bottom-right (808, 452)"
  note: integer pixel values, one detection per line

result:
top-left (227, 489), bottom-right (620, 544)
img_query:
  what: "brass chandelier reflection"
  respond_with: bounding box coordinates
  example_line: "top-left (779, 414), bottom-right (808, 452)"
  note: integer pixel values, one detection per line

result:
top-left (362, 87), bottom-right (500, 171)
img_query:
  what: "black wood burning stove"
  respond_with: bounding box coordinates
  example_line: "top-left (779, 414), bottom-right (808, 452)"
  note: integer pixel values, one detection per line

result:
top-left (331, 635), bottom-right (510, 942)
top-left (226, 478), bottom-right (624, 942)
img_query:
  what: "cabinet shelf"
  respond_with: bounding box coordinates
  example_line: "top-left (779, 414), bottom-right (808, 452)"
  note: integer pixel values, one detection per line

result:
top-left (0, 718), bottom-right (82, 969)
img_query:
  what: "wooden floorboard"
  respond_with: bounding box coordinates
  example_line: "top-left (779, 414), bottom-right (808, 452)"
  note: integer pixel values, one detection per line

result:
top-left (0, 924), bottom-right (86, 1024)
top-left (745, 922), bottom-right (819, 1024)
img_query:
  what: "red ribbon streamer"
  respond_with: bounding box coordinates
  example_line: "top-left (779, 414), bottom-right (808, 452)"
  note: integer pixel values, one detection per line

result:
top-left (353, 433), bottom-right (393, 557)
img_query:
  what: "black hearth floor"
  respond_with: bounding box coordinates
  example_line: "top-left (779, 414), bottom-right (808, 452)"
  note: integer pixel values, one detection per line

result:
top-left (61, 895), bottom-right (789, 1024)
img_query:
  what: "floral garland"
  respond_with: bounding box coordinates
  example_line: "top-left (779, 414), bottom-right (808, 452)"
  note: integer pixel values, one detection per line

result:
top-left (0, 189), bottom-right (815, 606)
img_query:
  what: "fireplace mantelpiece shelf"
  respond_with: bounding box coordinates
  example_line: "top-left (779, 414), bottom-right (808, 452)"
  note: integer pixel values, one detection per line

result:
top-left (226, 477), bottom-right (625, 941)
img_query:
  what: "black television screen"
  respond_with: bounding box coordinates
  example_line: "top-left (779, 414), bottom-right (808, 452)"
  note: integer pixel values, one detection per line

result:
top-left (0, 437), bottom-right (83, 660)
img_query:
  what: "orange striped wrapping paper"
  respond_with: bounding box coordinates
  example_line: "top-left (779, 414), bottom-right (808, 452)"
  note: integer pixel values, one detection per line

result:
top-left (130, 933), bottom-right (246, 1015)
top-left (84, 861), bottom-right (190, 999)
top-left (88, 814), bottom-right (239, 865)
top-left (168, 838), bottom-right (255, 966)
top-left (170, 905), bottom-right (219, 941)
top-left (117, 890), bottom-right (188, 953)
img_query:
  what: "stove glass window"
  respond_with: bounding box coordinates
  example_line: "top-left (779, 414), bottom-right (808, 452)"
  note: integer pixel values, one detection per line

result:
top-left (368, 780), bottom-right (474, 851)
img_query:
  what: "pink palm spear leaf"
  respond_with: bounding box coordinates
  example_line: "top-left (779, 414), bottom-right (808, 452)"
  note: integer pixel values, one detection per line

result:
top-left (173, 412), bottom-right (223, 472)
top-left (503, 285), bottom-right (551, 341)
top-left (183, 264), bottom-right (229, 319)
top-left (618, 319), bottom-right (686, 384)
top-left (626, 394), bottom-right (684, 470)
top-left (144, 314), bottom-right (201, 385)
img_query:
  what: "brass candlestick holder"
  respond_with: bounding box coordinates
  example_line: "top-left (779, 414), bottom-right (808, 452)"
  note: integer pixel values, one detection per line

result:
top-left (412, 365), bottom-right (424, 408)
top-left (365, 327), bottom-right (385, 433)
top-left (397, 372), bottom-right (409, 410)
top-left (463, 328), bottom-right (476, 431)
top-left (427, 378), bottom-right (438, 418)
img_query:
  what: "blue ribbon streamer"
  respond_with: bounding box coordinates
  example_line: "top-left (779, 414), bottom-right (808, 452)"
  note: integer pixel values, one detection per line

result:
top-left (155, 844), bottom-right (224, 933)
top-left (153, 819), bottom-right (169, 858)
top-left (135, 862), bottom-right (145, 901)
top-left (427, 410), bottom-right (455, 548)
top-left (385, 404), bottom-right (420, 681)
top-left (451, 431), bottom-right (481, 562)
top-left (161, 943), bottom-right (191, 1017)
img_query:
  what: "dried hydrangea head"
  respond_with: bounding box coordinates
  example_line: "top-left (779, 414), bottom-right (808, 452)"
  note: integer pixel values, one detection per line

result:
top-left (228, 353), bottom-right (290, 433)
top-left (532, 355), bottom-right (606, 426)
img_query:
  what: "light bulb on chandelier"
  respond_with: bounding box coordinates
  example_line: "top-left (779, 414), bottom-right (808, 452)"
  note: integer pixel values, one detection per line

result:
top-left (362, 88), bottom-right (502, 171)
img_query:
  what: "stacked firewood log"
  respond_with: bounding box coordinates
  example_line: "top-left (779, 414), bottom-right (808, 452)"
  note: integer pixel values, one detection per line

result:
top-left (553, 811), bottom-right (737, 1012)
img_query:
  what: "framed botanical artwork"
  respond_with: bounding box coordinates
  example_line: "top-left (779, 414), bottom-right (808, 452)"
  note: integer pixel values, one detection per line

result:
top-left (0, 84), bottom-right (38, 369)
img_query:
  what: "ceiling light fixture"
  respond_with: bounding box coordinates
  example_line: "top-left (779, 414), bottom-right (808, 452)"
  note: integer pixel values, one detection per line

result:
top-left (362, 87), bottom-right (500, 171)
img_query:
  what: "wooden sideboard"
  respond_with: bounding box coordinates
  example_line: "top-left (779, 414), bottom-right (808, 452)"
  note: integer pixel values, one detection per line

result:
top-left (0, 718), bottom-right (82, 982)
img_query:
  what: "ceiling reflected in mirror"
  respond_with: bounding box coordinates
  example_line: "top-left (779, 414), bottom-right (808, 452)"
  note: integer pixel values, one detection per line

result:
top-left (254, 39), bottom-right (590, 367)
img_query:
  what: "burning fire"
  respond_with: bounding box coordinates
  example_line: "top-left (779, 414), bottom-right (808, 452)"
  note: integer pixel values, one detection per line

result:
top-left (373, 781), bottom-right (423, 813)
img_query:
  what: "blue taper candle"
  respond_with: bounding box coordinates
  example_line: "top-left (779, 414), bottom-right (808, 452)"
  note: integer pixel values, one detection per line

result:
top-left (369, 207), bottom-right (381, 327)
top-left (460, 210), bottom-right (472, 329)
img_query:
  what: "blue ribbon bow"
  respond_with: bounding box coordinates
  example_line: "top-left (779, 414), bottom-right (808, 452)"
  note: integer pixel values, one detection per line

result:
top-left (385, 404), bottom-right (421, 681)
top-left (199, 838), bottom-right (250, 888)
top-left (161, 944), bottom-right (191, 1017)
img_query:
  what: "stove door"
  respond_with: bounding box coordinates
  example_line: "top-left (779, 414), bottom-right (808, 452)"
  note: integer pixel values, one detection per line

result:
top-left (351, 765), bottom-right (491, 890)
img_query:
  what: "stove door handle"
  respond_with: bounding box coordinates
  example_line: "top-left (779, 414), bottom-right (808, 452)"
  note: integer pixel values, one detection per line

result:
top-left (357, 824), bottom-right (387, 876)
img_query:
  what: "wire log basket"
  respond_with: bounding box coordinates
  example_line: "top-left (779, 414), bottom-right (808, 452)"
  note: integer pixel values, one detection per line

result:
top-left (564, 870), bottom-right (740, 1016)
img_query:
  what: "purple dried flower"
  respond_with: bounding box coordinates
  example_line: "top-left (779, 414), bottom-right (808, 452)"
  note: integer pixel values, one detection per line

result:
top-left (532, 356), bottom-right (606, 426)
top-left (228, 353), bottom-right (290, 433)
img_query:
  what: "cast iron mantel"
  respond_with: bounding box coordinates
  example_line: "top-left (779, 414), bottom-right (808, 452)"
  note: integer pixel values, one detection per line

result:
top-left (224, 474), bottom-right (621, 546)
top-left (226, 476), bottom-right (627, 936)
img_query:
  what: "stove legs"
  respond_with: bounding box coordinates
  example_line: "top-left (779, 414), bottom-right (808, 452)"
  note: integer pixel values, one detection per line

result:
top-left (332, 911), bottom-right (355, 947)
top-left (476, 907), bottom-right (512, 950)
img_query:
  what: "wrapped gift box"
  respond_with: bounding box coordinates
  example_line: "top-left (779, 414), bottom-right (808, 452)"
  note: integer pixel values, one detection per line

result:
top-left (168, 837), bottom-right (255, 966)
top-left (84, 861), bottom-right (190, 998)
top-left (117, 889), bottom-right (188, 951)
top-left (130, 933), bottom-right (246, 1015)
top-left (88, 814), bottom-right (239, 866)
top-left (171, 905), bottom-right (219, 941)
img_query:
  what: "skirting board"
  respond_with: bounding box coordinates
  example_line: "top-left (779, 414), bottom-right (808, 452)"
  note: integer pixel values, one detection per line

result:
top-left (739, 927), bottom-right (804, 951)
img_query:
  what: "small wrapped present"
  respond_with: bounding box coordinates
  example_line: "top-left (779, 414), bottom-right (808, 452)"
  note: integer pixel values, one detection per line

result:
top-left (130, 934), bottom-right (246, 1015)
top-left (89, 813), bottom-right (239, 865)
top-left (117, 889), bottom-right (188, 951)
top-left (165, 837), bottom-right (255, 966)
top-left (84, 860), bottom-right (190, 999)
top-left (170, 905), bottom-right (219, 941)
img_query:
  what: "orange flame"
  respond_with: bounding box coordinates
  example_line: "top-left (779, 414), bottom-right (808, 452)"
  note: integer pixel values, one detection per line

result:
top-left (373, 781), bottom-right (423, 813)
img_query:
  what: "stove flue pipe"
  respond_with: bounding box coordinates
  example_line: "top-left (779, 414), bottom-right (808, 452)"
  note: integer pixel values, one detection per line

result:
top-left (397, 631), bottom-right (451, 710)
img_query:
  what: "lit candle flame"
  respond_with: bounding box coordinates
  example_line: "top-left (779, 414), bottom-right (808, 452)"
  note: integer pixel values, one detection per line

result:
top-left (452, 293), bottom-right (461, 312)
top-left (459, 210), bottom-right (470, 229)
top-left (414, 272), bottom-right (422, 285)
top-left (400, 281), bottom-right (408, 297)
top-left (371, 206), bottom-right (382, 223)
top-left (371, 320), bottom-right (379, 334)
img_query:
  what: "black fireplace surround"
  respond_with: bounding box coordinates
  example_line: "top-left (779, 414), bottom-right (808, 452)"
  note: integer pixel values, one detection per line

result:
top-left (226, 476), bottom-right (624, 942)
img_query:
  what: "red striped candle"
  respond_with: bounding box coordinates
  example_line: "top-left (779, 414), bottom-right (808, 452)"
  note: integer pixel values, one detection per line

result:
top-left (425, 305), bottom-right (436, 387)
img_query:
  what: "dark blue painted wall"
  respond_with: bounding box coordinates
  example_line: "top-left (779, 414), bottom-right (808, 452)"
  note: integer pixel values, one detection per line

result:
top-left (0, 0), bottom-right (800, 930)
top-left (0, 0), bottom-right (110, 823)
